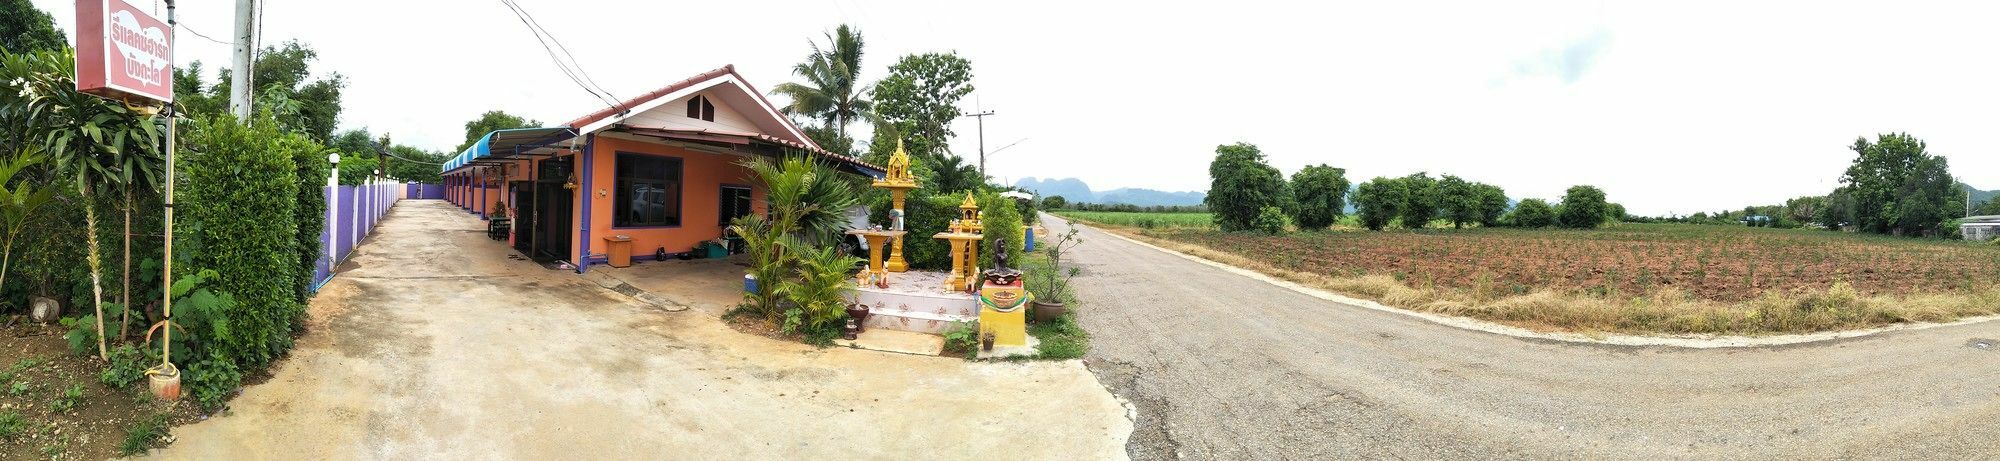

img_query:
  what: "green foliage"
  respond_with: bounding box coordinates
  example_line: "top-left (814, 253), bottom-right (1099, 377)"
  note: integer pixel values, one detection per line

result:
top-left (59, 315), bottom-right (99, 356)
top-left (1353, 177), bottom-right (1408, 231)
top-left (0, 410), bottom-right (23, 440)
top-left (800, 125), bottom-right (856, 157)
top-left (1026, 227), bottom-right (1082, 304)
top-left (290, 138), bottom-right (330, 305)
top-left (186, 359), bottom-right (242, 412)
top-left (1474, 183), bottom-right (1509, 227)
top-left (872, 192), bottom-right (962, 270)
top-left (0, 148), bottom-right (57, 295)
top-left (1042, 195), bottom-right (1068, 210)
top-left (1204, 143), bottom-right (1287, 232)
top-left (203, 41), bottom-right (346, 141)
top-left (456, 110), bottom-right (541, 153)
top-left (99, 344), bottom-right (148, 389)
top-left (1289, 165), bottom-right (1349, 229)
top-left (1831, 133), bottom-right (1962, 236)
top-left (1556, 185), bottom-right (1611, 229)
top-left (1025, 313), bottom-right (1089, 360)
top-left (0, 0), bottom-right (66, 54)
top-left (773, 25), bottom-right (873, 136)
top-left (979, 192), bottom-right (1026, 268)
top-left (180, 115), bottom-right (303, 368)
top-left (118, 413), bottom-right (170, 456)
top-left (1511, 198), bottom-right (1556, 228)
top-left (775, 243), bottom-right (862, 331)
top-left (942, 321), bottom-right (980, 356)
top-left (49, 382), bottom-right (82, 413)
top-left (1253, 206), bottom-right (1288, 234)
top-left (733, 155), bottom-right (863, 323)
top-left (872, 52), bottom-right (975, 160)
top-left (1398, 173), bottom-right (1440, 229)
top-left (161, 269), bottom-right (238, 367)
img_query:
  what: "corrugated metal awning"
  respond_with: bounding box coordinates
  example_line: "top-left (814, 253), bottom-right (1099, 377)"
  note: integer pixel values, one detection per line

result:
top-left (442, 127), bottom-right (578, 174)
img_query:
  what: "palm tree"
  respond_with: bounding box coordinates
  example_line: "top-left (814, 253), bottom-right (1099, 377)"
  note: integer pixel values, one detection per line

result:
top-left (0, 149), bottom-right (58, 296)
top-left (770, 24), bottom-right (872, 135)
top-left (13, 48), bottom-right (163, 359)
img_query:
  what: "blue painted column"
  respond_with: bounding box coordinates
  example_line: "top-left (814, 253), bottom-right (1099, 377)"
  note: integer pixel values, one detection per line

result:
top-left (477, 168), bottom-right (487, 219)
top-left (577, 134), bottom-right (596, 274)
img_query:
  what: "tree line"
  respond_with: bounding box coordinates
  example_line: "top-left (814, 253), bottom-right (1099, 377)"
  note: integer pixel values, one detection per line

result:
top-left (1202, 142), bottom-right (1620, 233)
top-left (1638, 133), bottom-right (1974, 238)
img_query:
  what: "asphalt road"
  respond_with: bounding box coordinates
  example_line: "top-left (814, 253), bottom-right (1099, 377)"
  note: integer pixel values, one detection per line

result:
top-left (1046, 214), bottom-right (2000, 460)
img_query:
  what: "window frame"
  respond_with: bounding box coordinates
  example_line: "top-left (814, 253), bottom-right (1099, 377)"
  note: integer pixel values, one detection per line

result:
top-left (685, 95), bottom-right (715, 122)
top-left (719, 185), bottom-right (754, 226)
top-left (611, 152), bottom-right (685, 229)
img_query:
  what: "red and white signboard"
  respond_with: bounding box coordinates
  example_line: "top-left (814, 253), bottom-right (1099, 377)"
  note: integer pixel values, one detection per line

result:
top-left (76, 0), bottom-right (173, 103)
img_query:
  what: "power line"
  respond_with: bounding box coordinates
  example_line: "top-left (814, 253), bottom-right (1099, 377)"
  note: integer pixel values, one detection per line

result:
top-left (505, 0), bottom-right (617, 103)
top-left (498, 0), bottom-right (621, 112)
top-left (176, 24), bottom-right (232, 46)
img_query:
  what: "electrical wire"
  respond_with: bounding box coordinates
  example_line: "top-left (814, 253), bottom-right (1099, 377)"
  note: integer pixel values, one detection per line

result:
top-left (498, 0), bottom-right (622, 112)
top-left (504, 0), bottom-right (617, 104)
top-left (176, 24), bottom-right (232, 46)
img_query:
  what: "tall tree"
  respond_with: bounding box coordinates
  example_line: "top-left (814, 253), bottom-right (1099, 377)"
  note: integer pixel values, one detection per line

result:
top-left (1832, 133), bottom-right (1962, 236)
top-left (1288, 164), bottom-right (1349, 230)
top-left (1556, 185), bottom-right (1611, 229)
top-left (1511, 198), bottom-right (1555, 227)
top-left (1474, 183), bottom-right (1509, 227)
top-left (208, 41), bottom-right (346, 141)
top-left (1353, 177), bottom-right (1408, 231)
top-left (1436, 174), bottom-right (1481, 229)
top-left (871, 52), bottom-right (974, 163)
top-left (456, 110), bottom-right (541, 153)
top-left (1398, 173), bottom-right (1440, 229)
top-left (1204, 143), bottom-right (1287, 232)
top-left (0, 0), bottom-right (65, 55)
top-left (771, 25), bottom-right (872, 136)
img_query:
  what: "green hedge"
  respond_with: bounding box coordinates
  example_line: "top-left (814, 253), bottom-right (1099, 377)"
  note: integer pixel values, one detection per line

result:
top-left (288, 136), bottom-right (329, 304)
top-left (179, 115), bottom-right (302, 368)
top-left (873, 192), bottom-right (962, 271)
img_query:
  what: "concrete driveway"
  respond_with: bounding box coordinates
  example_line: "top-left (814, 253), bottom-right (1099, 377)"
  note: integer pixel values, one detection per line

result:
top-left (154, 200), bottom-right (1130, 459)
top-left (1046, 214), bottom-right (2000, 460)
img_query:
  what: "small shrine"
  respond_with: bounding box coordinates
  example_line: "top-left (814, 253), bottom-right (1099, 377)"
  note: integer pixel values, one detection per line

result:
top-left (977, 237), bottom-right (1030, 348)
top-left (933, 192), bottom-right (986, 292)
top-left (872, 140), bottom-right (921, 272)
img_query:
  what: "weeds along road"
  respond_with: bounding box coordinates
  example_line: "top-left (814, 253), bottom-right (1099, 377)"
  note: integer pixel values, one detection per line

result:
top-left (1045, 214), bottom-right (2000, 460)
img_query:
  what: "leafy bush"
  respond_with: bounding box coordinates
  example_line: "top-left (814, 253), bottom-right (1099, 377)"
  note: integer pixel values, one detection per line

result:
top-left (186, 358), bottom-right (241, 412)
top-left (99, 344), bottom-right (148, 388)
top-left (1204, 143), bottom-right (1287, 232)
top-left (288, 137), bottom-right (330, 304)
top-left (942, 321), bottom-right (980, 356)
top-left (1254, 206), bottom-right (1288, 234)
top-left (979, 192), bottom-right (1025, 269)
top-left (872, 192), bottom-right (963, 270)
top-left (1511, 199), bottom-right (1556, 228)
top-left (1353, 177), bottom-right (1408, 231)
top-left (59, 315), bottom-right (98, 356)
top-left (1042, 195), bottom-right (1067, 210)
top-left (1288, 164), bottom-right (1349, 230)
top-left (776, 243), bottom-right (861, 331)
top-left (179, 115), bottom-right (303, 368)
top-left (1557, 185), bottom-right (1611, 229)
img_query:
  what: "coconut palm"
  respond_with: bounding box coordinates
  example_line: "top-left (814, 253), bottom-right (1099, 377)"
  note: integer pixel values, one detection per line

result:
top-left (770, 24), bottom-right (872, 135)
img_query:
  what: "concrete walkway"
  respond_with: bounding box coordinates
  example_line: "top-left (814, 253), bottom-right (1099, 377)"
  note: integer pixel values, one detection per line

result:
top-left (1047, 214), bottom-right (2000, 460)
top-left (154, 200), bottom-right (1130, 459)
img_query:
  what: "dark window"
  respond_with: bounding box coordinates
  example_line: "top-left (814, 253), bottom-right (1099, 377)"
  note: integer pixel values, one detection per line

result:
top-left (684, 95), bottom-right (715, 122)
top-left (614, 153), bottom-right (682, 227)
top-left (720, 186), bottom-right (753, 226)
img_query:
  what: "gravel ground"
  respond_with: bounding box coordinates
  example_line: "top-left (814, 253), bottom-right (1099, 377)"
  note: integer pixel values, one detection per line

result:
top-left (1046, 214), bottom-right (2000, 460)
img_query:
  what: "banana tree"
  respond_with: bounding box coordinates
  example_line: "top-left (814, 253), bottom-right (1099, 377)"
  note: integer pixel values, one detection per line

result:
top-left (0, 149), bottom-right (58, 297)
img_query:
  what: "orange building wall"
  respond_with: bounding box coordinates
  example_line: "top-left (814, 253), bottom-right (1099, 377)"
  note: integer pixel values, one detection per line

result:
top-left (577, 135), bottom-right (764, 264)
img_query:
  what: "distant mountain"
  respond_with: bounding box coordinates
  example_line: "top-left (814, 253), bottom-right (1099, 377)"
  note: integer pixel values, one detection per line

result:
top-left (1014, 177), bottom-right (1206, 207)
top-left (1965, 183), bottom-right (1998, 206)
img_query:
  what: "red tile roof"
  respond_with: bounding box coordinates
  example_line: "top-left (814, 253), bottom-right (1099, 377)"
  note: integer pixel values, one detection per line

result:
top-left (561, 64), bottom-right (881, 173)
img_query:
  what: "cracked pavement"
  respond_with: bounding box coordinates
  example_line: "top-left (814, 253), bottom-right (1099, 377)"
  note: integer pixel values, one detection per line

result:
top-left (1047, 214), bottom-right (2000, 460)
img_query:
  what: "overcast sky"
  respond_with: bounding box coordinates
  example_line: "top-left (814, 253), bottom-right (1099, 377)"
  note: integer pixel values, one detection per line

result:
top-left (35, 0), bottom-right (2000, 216)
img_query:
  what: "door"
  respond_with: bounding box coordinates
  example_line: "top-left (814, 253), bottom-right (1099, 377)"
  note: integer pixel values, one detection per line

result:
top-left (533, 156), bottom-right (575, 262)
top-left (512, 182), bottom-right (534, 254)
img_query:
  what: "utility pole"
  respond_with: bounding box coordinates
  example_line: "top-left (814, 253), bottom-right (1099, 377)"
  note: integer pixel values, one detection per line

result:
top-left (962, 110), bottom-right (994, 180)
top-left (227, 0), bottom-right (256, 121)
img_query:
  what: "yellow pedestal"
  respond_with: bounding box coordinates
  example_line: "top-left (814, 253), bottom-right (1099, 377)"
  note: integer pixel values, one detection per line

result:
top-left (978, 281), bottom-right (1029, 347)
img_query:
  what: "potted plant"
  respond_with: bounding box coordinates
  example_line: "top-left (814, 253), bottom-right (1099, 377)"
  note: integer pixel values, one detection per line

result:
top-left (846, 302), bottom-right (871, 332)
top-left (1029, 227), bottom-right (1082, 322)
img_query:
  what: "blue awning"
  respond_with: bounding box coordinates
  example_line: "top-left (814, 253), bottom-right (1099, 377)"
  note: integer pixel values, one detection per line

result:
top-left (441, 127), bottom-right (578, 174)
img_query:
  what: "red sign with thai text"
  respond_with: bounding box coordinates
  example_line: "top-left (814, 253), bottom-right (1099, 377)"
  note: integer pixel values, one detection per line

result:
top-left (75, 0), bottom-right (173, 103)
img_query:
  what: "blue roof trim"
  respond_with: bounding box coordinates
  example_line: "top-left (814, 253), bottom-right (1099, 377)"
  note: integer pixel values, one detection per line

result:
top-left (441, 127), bottom-right (577, 174)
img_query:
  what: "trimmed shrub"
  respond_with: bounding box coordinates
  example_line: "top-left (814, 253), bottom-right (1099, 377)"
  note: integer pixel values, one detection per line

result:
top-left (179, 115), bottom-right (302, 368)
top-left (979, 191), bottom-right (1026, 269)
top-left (872, 191), bottom-right (963, 270)
top-left (288, 135), bottom-right (330, 304)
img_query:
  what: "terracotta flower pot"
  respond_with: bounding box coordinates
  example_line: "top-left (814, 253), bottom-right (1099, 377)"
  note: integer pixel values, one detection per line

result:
top-left (1032, 300), bottom-right (1067, 323)
top-left (148, 365), bottom-right (182, 401)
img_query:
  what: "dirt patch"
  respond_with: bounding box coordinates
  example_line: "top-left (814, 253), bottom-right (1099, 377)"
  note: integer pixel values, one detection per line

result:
top-left (0, 322), bottom-right (203, 460)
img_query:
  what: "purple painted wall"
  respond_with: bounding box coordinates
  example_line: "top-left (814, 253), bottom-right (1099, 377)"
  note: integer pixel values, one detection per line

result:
top-left (407, 183), bottom-right (445, 199)
top-left (311, 183), bottom-right (406, 291)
